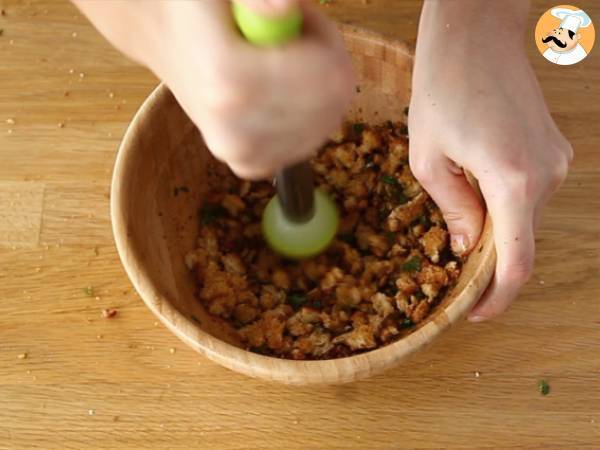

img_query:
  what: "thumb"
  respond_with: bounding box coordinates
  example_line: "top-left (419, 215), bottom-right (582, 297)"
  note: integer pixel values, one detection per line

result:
top-left (236, 0), bottom-right (299, 16)
top-left (410, 153), bottom-right (484, 255)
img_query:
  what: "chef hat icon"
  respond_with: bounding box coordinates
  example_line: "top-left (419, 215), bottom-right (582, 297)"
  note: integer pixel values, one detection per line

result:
top-left (551, 8), bottom-right (592, 34)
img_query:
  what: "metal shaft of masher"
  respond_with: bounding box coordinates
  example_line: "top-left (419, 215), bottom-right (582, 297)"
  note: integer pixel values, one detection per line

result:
top-left (275, 162), bottom-right (315, 223)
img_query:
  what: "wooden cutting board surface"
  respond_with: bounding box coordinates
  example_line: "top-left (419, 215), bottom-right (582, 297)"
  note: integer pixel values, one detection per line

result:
top-left (1, 1), bottom-right (599, 448)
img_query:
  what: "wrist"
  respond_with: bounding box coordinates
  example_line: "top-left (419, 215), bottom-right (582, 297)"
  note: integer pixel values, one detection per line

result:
top-left (419, 0), bottom-right (529, 51)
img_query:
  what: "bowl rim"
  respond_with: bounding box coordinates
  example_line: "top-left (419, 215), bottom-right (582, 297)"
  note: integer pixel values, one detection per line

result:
top-left (111, 26), bottom-right (496, 385)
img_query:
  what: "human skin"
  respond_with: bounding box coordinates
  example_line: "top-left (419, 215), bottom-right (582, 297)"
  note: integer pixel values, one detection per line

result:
top-left (409, 0), bottom-right (572, 321)
top-left (73, 0), bottom-right (355, 180)
top-left (73, 0), bottom-right (572, 321)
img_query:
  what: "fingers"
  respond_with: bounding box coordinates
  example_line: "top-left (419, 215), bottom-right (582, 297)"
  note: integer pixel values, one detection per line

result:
top-left (468, 187), bottom-right (536, 322)
top-left (409, 150), bottom-right (485, 255)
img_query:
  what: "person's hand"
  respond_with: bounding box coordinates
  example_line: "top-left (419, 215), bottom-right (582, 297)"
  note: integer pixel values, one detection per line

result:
top-left (75, 0), bottom-right (355, 179)
top-left (409, 0), bottom-right (573, 321)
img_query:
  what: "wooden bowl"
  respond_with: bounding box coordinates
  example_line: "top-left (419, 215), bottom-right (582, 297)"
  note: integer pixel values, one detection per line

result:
top-left (111, 25), bottom-right (496, 385)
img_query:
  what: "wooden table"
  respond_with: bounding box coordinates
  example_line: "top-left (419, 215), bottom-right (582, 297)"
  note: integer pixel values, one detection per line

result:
top-left (1, 1), bottom-right (599, 448)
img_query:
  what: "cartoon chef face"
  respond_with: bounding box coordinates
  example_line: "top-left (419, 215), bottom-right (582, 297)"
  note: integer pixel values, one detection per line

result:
top-left (542, 27), bottom-right (581, 52)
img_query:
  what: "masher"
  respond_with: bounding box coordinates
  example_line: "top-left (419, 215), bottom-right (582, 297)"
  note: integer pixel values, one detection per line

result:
top-left (232, 1), bottom-right (339, 259)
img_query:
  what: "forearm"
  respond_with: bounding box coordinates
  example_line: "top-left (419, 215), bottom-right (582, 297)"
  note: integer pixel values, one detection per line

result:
top-left (72, 1), bottom-right (169, 66)
top-left (71, 0), bottom-right (231, 79)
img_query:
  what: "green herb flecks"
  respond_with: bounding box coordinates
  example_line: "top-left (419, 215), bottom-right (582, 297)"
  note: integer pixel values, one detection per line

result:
top-left (200, 203), bottom-right (226, 225)
top-left (413, 290), bottom-right (426, 300)
top-left (83, 286), bottom-right (94, 297)
top-left (378, 208), bottom-right (391, 221)
top-left (381, 175), bottom-right (409, 205)
top-left (352, 122), bottom-right (365, 134)
top-left (395, 190), bottom-right (409, 205)
top-left (287, 293), bottom-right (307, 310)
top-left (381, 174), bottom-right (399, 186)
top-left (538, 380), bottom-right (550, 396)
top-left (250, 344), bottom-right (269, 355)
top-left (402, 256), bottom-right (421, 273)
top-left (339, 233), bottom-right (357, 246)
top-left (401, 318), bottom-right (414, 329)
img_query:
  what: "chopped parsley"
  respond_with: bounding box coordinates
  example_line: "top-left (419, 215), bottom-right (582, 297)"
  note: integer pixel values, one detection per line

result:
top-left (83, 286), bottom-right (94, 297)
top-left (381, 174), bottom-right (399, 186)
top-left (385, 231), bottom-right (396, 244)
top-left (395, 190), bottom-right (409, 205)
top-left (383, 285), bottom-right (398, 296)
top-left (402, 256), bottom-right (421, 273)
top-left (413, 291), bottom-right (426, 300)
top-left (381, 175), bottom-right (409, 204)
top-left (401, 318), bottom-right (414, 329)
top-left (250, 344), bottom-right (269, 355)
top-left (199, 203), bottom-right (226, 225)
top-left (287, 293), bottom-right (307, 310)
top-left (538, 380), bottom-right (550, 396)
top-left (352, 122), bottom-right (365, 134)
top-left (378, 208), bottom-right (391, 221)
top-left (339, 233), bottom-right (356, 246)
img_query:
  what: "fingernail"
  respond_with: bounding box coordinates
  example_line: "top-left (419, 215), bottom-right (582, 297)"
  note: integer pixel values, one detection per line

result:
top-left (451, 234), bottom-right (469, 255)
top-left (468, 315), bottom-right (487, 323)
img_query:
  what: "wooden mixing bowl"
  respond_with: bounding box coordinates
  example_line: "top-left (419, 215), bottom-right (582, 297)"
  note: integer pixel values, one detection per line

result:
top-left (111, 25), bottom-right (496, 385)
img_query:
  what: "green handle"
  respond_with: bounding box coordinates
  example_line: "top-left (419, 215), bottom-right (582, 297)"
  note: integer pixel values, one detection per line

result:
top-left (231, 1), bottom-right (302, 46)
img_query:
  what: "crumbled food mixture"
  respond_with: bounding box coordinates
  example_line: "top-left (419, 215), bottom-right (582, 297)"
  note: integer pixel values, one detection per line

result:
top-left (185, 121), bottom-right (462, 359)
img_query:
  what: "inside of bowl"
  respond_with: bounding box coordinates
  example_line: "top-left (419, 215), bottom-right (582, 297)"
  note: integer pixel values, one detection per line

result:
top-left (129, 27), bottom-right (491, 353)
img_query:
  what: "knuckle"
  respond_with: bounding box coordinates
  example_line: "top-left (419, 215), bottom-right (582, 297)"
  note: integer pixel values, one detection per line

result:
top-left (500, 257), bottom-right (534, 285)
top-left (409, 153), bottom-right (435, 185)
top-left (201, 69), bottom-right (256, 116)
top-left (499, 169), bottom-right (539, 204)
top-left (204, 86), bottom-right (254, 116)
top-left (550, 158), bottom-right (569, 189)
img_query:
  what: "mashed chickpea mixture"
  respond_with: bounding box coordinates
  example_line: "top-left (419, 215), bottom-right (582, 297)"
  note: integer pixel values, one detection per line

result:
top-left (185, 121), bottom-right (462, 360)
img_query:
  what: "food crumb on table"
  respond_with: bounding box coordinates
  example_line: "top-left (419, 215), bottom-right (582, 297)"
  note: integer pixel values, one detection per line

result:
top-left (538, 379), bottom-right (550, 396)
top-left (102, 308), bottom-right (117, 319)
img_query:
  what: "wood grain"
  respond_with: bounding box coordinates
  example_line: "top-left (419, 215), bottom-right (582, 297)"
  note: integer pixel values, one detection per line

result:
top-left (1, 0), bottom-right (599, 448)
